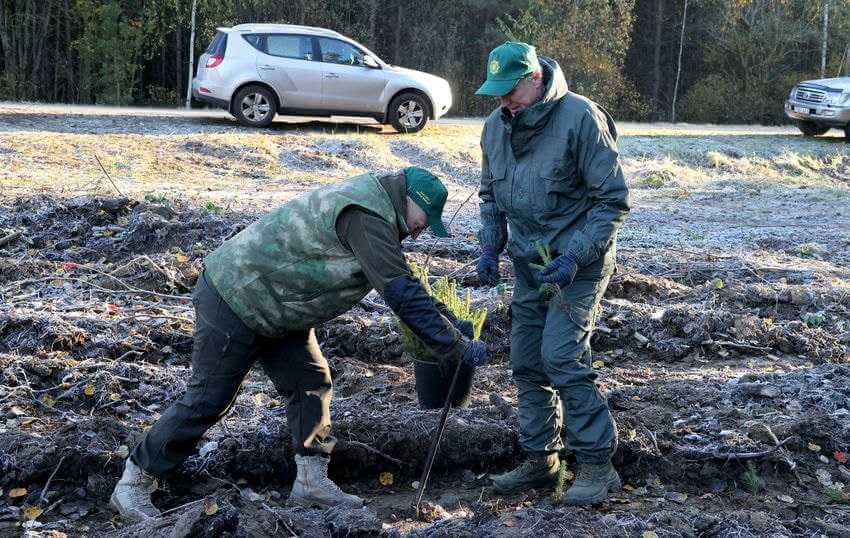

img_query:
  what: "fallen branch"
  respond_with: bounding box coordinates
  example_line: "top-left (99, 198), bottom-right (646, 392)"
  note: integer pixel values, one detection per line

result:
top-left (339, 439), bottom-right (409, 467)
top-left (260, 502), bottom-right (298, 538)
top-left (39, 455), bottom-right (66, 505)
top-left (751, 421), bottom-right (798, 473)
top-left (672, 437), bottom-right (792, 462)
top-left (0, 231), bottom-right (22, 248)
top-left (712, 340), bottom-right (773, 352)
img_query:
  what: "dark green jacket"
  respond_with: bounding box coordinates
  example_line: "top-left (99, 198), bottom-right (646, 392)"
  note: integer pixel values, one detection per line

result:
top-left (478, 56), bottom-right (630, 267)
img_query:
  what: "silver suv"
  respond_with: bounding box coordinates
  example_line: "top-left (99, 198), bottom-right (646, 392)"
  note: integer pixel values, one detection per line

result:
top-left (784, 77), bottom-right (850, 138)
top-left (192, 23), bottom-right (452, 132)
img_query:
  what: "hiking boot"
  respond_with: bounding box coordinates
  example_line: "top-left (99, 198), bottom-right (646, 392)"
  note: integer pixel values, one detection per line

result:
top-left (491, 452), bottom-right (559, 494)
top-left (110, 459), bottom-right (161, 521)
top-left (560, 461), bottom-right (621, 505)
top-left (288, 455), bottom-right (364, 509)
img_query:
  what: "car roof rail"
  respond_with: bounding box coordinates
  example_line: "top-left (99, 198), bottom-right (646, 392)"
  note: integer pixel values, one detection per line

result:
top-left (230, 23), bottom-right (343, 37)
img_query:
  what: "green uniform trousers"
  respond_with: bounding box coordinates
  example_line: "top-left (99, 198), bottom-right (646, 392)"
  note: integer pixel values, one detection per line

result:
top-left (509, 246), bottom-right (618, 464)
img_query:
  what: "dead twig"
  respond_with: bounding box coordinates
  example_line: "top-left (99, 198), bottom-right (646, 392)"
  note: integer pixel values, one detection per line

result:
top-left (260, 502), bottom-right (298, 538)
top-left (673, 437), bottom-right (792, 462)
top-left (39, 455), bottom-right (66, 505)
top-left (0, 231), bottom-right (22, 248)
top-left (641, 425), bottom-right (661, 456)
top-left (751, 422), bottom-right (798, 474)
top-left (340, 440), bottom-right (408, 467)
top-left (423, 189), bottom-right (477, 271)
top-left (94, 153), bottom-right (124, 196)
top-left (712, 340), bottom-right (773, 352)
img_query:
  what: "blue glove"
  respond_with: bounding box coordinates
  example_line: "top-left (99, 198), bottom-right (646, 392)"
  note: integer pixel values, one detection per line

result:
top-left (461, 340), bottom-right (488, 366)
top-left (452, 319), bottom-right (474, 339)
top-left (476, 249), bottom-right (500, 287)
top-left (538, 253), bottom-right (579, 288)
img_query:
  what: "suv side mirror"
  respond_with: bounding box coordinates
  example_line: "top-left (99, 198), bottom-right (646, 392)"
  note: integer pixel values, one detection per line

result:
top-left (363, 55), bottom-right (380, 69)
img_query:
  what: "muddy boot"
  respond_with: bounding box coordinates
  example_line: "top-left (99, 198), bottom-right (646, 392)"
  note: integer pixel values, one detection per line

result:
top-left (110, 459), bottom-right (160, 521)
top-left (288, 455), bottom-right (364, 509)
top-left (560, 461), bottom-right (621, 506)
top-left (491, 452), bottom-right (559, 494)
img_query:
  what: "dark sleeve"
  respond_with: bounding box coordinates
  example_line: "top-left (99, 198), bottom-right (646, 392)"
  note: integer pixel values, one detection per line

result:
top-left (337, 207), bottom-right (467, 360)
top-left (336, 206), bottom-right (411, 295)
top-left (383, 275), bottom-right (468, 361)
top-left (565, 105), bottom-right (631, 267)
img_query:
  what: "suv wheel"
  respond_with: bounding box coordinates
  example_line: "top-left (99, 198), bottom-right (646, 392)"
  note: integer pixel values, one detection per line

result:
top-left (388, 93), bottom-right (429, 133)
top-left (844, 123), bottom-right (850, 141)
top-left (233, 85), bottom-right (276, 127)
top-left (796, 120), bottom-right (829, 137)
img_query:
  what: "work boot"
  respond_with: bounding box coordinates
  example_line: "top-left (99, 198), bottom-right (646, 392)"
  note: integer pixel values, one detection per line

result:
top-left (110, 459), bottom-right (161, 520)
top-left (288, 455), bottom-right (364, 509)
top-left (560, 461), bottom-right (621, 505)
top-left (491, 452), bottom-right (559, 494)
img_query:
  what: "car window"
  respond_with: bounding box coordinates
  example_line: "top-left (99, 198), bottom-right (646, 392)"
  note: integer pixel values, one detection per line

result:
top-left (242, 34), bottom-right (263, 51)
top-left (317, 37), bottom-right (365, 66)
top-left (266, 35), bottom-right (314, 60)
top-left (205, 32), bottom-right (228, 55)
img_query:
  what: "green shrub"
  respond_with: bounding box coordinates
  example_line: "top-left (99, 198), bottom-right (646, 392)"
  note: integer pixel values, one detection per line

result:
top-left (680, 74), bottom-right (738, 124)
top-left (143, 191), bottom-right (170, 206)
top-left (396, 263), bottom-right (487, 358)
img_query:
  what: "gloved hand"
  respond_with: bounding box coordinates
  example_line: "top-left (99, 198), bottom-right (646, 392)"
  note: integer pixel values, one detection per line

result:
top-left (476, 249), bottom-right (500, 287)
top-left (461, 340), bottom-right (488, 366)
top-left (452, 319), bottom-right (474, 339)
top-left (538, 253), bottom-right (579, 288)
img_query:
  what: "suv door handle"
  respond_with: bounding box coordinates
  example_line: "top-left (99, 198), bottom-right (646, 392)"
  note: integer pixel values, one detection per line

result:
top-left (258, 65), bottom-right (276, 71)
top-left (324, 73), bottom-right (340, 79)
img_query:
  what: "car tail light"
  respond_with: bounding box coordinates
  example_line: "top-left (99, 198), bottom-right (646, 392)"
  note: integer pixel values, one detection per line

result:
top-left (206, 54), bottom-right (224, 68)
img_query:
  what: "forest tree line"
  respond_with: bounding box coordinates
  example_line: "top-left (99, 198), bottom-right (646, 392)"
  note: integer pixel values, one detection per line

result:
top-left (2, 0), bottom-right (850, 124)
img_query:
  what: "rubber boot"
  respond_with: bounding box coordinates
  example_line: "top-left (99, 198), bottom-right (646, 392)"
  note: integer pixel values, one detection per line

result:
top-left (110, 459), bottom-right (161, 520)
top-left (288, 455), bottom-right (364, 509)
top-left (560, 461), bottom-right (621, 505)
top-left (491, 452), bottom-right (559, 494)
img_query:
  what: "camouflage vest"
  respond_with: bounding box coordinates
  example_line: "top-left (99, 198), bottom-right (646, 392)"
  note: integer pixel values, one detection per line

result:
top-left (204, 173), bottom-right (403, 336)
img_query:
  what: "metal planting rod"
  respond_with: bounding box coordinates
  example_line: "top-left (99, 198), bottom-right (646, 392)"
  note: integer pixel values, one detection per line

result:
top-left (414, 358), bottom-right (464, 517)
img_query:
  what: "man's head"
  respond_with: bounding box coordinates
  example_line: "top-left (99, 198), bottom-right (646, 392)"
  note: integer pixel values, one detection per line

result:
top-left (403, 167), bottom-right (450, 239)
top-left (475, 42), bottom-right (544, 115)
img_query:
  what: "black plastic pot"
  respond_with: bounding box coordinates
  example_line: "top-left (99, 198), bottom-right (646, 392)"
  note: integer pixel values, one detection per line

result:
top-left (413, 358), bottom-right (475, 409)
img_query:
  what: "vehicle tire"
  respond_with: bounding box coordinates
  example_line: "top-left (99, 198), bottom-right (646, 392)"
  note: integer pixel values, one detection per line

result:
top-left (796, 120), bottom-right (829, 137)
top-left (232, 85), bottom-right (276, 127)
top-left (844, 123), bottom-right (850, 141)
top-left (388, 92), bottom-right (430, 133)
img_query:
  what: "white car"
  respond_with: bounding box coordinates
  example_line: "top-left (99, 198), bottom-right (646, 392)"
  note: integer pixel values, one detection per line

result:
top-left (784, 77), bottom-right (850, 138)
top-left (192, 23), bottom-right (453, 132)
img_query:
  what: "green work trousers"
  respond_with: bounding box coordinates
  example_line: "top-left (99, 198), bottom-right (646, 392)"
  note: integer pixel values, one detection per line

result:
top-left (509, 246), bottom-right (618, 464)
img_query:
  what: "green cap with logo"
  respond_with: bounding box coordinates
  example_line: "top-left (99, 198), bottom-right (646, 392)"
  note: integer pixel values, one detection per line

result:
top-left (404, 166), bottom-right (451, 237)
top-left (475, 41), bottom-right (540, 97)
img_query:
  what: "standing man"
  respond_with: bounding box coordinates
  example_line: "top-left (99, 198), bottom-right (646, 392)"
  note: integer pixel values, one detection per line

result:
top-left (474, 42), bottom-right (630, 505)
top-left (111, 167), bottom-right (487, 520)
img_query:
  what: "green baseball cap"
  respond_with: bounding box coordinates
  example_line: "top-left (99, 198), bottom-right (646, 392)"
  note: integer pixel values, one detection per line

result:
top-left (475, 42), bottom-right (540, 97)
top-left (404, 166), bottom-right (451, 237)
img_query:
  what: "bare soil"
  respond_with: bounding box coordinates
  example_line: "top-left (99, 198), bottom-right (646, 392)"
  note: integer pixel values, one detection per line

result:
top-left (0, 105), bottom-right (849, 537)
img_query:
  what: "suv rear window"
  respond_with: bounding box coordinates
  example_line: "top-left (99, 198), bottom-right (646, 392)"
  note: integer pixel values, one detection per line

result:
top-left (205, 32), bottom-right (228, 55)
